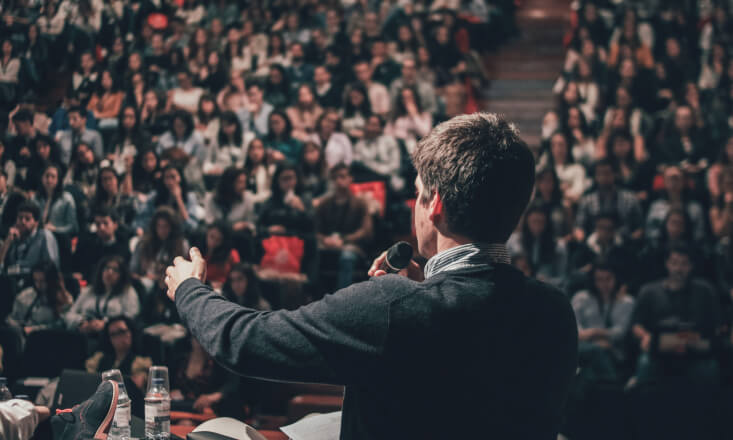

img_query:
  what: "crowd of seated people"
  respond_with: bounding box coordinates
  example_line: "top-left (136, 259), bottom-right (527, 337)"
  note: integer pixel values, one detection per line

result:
top-left (522, 0), bottom-right (733, 436)
top-left (0, 0), bottom-right (517, 425)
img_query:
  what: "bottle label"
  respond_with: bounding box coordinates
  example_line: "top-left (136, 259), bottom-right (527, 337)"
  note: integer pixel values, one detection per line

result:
top-left (114, 405), bottom-right (131, 428)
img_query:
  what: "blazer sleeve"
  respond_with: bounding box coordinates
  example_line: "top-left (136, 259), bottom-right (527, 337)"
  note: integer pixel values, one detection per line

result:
top-left (174, 277), bottom-right (390, 385)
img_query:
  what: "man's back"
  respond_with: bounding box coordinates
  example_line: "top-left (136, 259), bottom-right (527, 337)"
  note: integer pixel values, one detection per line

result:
top-left (339, 264), bottom-right (578, 439)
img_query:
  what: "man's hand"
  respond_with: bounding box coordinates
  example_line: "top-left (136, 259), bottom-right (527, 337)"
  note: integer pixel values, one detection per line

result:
top-left (165, 247), bottom-right (207, 301)
top-left (368, 250), bottom-right (424, 282)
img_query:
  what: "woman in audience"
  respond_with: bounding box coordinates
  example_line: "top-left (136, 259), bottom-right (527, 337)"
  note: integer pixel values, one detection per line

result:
top-left (299, 141), bottom-right (328, 203)
top-left (507, 202), bottom-right (568, 287)
top-left (203, 111), bottom-right (249, 180)
top-left (33, 163), bottom-right (78, 236)
top-left (534, 167), bottom-right (572, 240)
top-left (131, 206), bottom-right (189, 283)
top-left (90, 167), bottom-right (136, 228)
top-left (287, 84), bottom-right (324, 143)
top-left (109, 105), bottom-right (149, 177)
top-left (27, 135), bottom-right (63, 191)
top-left (201, 222), bottom-right (240, 289)
top-left (9, 262), bottom-right (73, 335)
top-left (64, 141), bottom-right (100, 200)
top-left (639, 208), bottom-right (698, 284)
top-left (257, 162), bottom-right (313, 237)
top-left (341, 83), bottom-right (372, 140)
top-left (572, 261), bottom-right (634, 382)
top-left (563, 105), bottom-right (596, 167)
top-left (66, 255), bottom-right (140, 333)
top-left (157, 110), bottom-right (207, 166)
top-left (131, 149), bottom-right (161, 197)
top-left (605, 129), bottom-right (654, 200)
top-left (541, 131), bottom-right (589, 204)
top-left (85, 315), bottom-right (151, 392)
top-left (87, 69), bottom-right (124, 130)
top-left (316, 110), bottom-right (353, 168)
top-left (222, 263), bottom-right (271, 311)
top-left (140, 89), bottom-right (169, 139)
top-left (264, 110), bottom-right (302, 164)
top-left (243, 138), bottom-right (274, 204)
top-left (264, 64), bottom-right (291, 109)
top-left (385, 86), bottom-right (432, 154)
top-left (134, 165), bottom-right (201, 233)
top-left (195, 94), bottom-right (221, 150)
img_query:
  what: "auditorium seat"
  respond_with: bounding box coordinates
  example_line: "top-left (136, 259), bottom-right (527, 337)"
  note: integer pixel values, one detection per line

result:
top-left (287, 394), bottom-right (344, 422)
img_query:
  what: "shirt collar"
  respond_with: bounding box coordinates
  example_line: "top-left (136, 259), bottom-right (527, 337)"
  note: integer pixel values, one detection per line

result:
top-left (423, 242), bottom-right (510, 279)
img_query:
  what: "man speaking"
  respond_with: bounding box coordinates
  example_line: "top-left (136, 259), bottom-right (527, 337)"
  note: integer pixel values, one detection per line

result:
top-left (165, 113), bottom-right (578, 439)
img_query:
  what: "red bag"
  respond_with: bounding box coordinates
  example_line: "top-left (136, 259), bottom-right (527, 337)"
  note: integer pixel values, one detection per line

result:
top-left (259, 236), bottom-right (305, 274)
top-left (350, 181), bottom-right (387, 217)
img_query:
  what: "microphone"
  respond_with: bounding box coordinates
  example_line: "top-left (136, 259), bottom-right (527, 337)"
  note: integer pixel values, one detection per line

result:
top-left (378, 241), bottom-right (414, 273)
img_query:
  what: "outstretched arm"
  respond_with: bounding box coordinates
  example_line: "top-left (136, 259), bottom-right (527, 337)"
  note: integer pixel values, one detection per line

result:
top-left (166, 249), bottom-right (389, 385)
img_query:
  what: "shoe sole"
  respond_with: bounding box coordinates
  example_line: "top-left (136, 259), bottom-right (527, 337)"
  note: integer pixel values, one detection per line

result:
top-left (93, 381), bottom-right (119, 440)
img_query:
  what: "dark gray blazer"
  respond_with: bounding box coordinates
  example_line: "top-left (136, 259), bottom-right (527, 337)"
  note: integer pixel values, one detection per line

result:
top-left (175, 263), bottom-right (578, 439)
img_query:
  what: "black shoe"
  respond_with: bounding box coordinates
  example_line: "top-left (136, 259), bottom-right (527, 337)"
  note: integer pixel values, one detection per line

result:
top-left (51, 380), bottom-right (119, 440)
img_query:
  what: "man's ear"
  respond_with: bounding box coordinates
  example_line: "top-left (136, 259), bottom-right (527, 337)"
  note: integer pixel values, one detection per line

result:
top-left (428, 191), bottom-right (443, 224)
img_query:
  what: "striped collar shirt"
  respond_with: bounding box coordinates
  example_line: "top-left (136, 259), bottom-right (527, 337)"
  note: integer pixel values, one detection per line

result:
top-left (423, 243), bottom-right (511, 279)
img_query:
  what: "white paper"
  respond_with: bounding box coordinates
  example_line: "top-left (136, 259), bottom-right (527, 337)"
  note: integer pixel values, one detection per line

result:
top-left (279, 411), bottom-right (341, 440)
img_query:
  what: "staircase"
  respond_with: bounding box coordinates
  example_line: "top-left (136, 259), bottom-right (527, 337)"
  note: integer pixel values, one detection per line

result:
top-left (482, 0), bottom-right (570, 150)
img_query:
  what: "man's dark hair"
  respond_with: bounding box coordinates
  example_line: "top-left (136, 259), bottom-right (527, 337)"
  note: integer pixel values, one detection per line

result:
top-left (11, 109), bottom-right (33, 123)
top-left (412, 113), bottom-right (535, 243)
top-left (68, 106), bottom-right (86, 118)
top-left (17, 200), bottom-right (40, 221)
top-left (93, 206), bottom-right (119, 223)
top-left (329, 162), bottom-right (350, 179)
top-left (666, 242), bottom-right (694, 262)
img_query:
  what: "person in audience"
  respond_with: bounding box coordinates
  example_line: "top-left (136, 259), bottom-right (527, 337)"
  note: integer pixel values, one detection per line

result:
top-left (32, 164), bottom-right (78, 236)
top-left (264, 110), bottom-right (302, 165)
top-left (55, 106), bottom-right (104, 165)
top-left (237, 82), bottom-right (273, 138)
top-left (90, 167), bottom-right (136, 229)
top-left (313, 65), bottom-right (342, 109)
top-left (0, 201), bottom-right (59, 290)
top-left (315, 164), bottom-right (373, 289)
top-left (200, 222), bottom-right (240, 289)
top-left (131, 148), bottom-right (161, 197)
top-left (131, 206), bottom-right (189, 286)
top-left (73, 207), bottom-right (132, 282)
top-left (352, 114), bottom-right (403, 192)
top-left (299, 141), bottom-right (329, 204)
top-left (170, 336), bottom-right (241, 417)
top-left (572, 261), bottom-right (635, 382)
top-left (194, 94), bottom-right (221, 151)
top-left (169, 70), bottom-right (204, 114)
top-left (257, 162), bottom-right (314, 237)
top-left (66, 255), bottom-right (140, 334)
top-left (157, 110), bottom-right (207, 166)
top-left (108, 105), bottom-right (149, 176)
top-left (353, 60), bottom-right (391, 116)
top-left (385, 86), bottom-right (432, 154)
top-left (286, 83), bottom-right (324, 142)
top-left (646, 166), bottom-right (707, 243)
top-left (63, 141), bottom-right (100, 200)
top-left (202, 111), bottom-right (249, 181)
top-left (534, 166), bottom-right (572, 239)
top-left (243, 137), bottom-right (274, 204)
top-left (575, 159), bottom-right (644, 241)
top-left (710, 166), bottom-right (733, 238)
top-left (222, 263), bottom-right (271, 311)
top-left (541, 131), bottom-right (589, 204)
top-left (134, 165), bottom-right (201, 233)
top-left (85, 315), bottom-right (151, 392)
top-left (389, 58), bottom-right (438, 116)
top-left (507, 201), bottom-right (568, 287)
top-left (8, 261), bottom-right (73, 336)
top-left (631, 245), bottom-right (721, 387)
top-left (341, 82), bottom-right (372, 140)
top-left (316, 110), bottom-right (353, 169)
top-left (86, 69), bottom-right (124, 130)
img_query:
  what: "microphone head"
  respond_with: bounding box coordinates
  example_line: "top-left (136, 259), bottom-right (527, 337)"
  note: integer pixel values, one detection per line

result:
top-left (385, 241), bottom-right (413, 271)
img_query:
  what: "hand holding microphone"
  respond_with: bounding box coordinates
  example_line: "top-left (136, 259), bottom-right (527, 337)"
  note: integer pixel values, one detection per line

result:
top-left (368, 241), bottom-right (424, 282)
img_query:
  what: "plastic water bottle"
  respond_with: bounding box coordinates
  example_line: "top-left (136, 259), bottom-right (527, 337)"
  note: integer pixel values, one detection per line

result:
top-left (145, 377), bottom-right (170, 440)
top-left (102, 370), bottom-right (131, 440)
top-left (0, 378), bottom-right (12, 401)
top-left (109, 382), bottom-right (131, 440)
